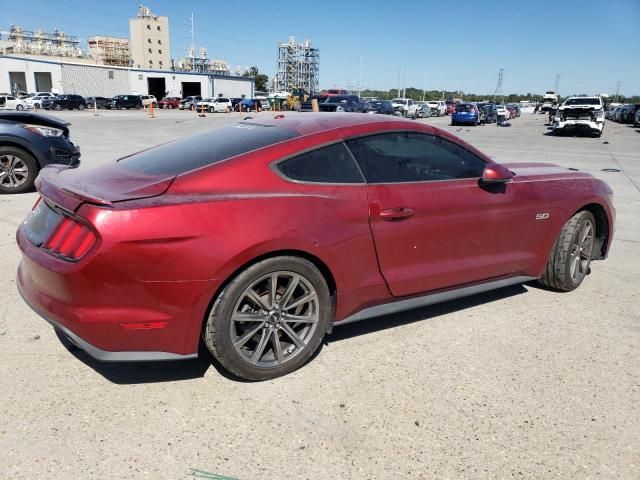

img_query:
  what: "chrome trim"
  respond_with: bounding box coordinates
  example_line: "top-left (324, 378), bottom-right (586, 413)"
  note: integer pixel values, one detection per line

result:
top-left (17, 280), bottom-right (198, 362)
top-left (336, 275), bottom-right (537, 325)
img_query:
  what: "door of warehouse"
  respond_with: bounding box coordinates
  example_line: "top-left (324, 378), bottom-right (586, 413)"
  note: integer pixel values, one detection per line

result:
top-left (9, 72), bottom-right (27, 95)
top-left (34, 72), bottom-right (53, 92)
top-left (181, 82), bottom-right (201, 97)
top-left (147, 77), bottom-right (166, 101)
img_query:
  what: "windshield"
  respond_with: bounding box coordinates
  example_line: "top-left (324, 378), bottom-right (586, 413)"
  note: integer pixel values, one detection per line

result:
top-left (392, 99), bottom-right (407, 105)
top-left (564, 98), bottom-right (600, 106)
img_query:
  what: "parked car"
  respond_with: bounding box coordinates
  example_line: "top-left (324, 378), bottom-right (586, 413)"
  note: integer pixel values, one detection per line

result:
top-left (179, 96), bottom-right (202, 110)
top-left (612, 106), bottom-right (624, 122)
top-left (634, 109), bottom-right (640, 127)
top-left (495, 105), bottom-right (510, 122)
top-left (209, 97), bottom-right (233, 113)
top-left (315, 95), bottom-right (368, 113)
top-left (105, 95), bottom-right (143, 110)
top-left (255, 96), bottom-right (270, 110)
top-left (427, 101), bottom-right (446, 116)
top-left (553, 96), bottom-right (606, 137)
top-left (477, 103), bottom-right (497, 123)
top-left (391, 98), bottom-right (420, 118)
top-left (0, 95), bottom-right (29, 111)
top-left (195, 97), bottom-right (216, 112)
top-left (367, 100), bottom-right (395, 115)
top-left (25, 93), bottom-right (57, 109)
top-left (415, 102), bottom-right (432, 118)
top-left (507, 104), bottom-right (521, 117)
top-left (158, 97), bottom-right (181, 109)
top-left (85, 97), bottom-right (109, 109)
top-left (0, 111), bottom-right (80, 193)
top-left (140, 95), bottom-right (158, 108)
top-left (452, 103), bottom-right (481, 126)
top-left (230, 98), bottom-right (244, 111)
top-left (505, 105), bottom-right (517, 119)
top-left (445, 100), bottom-right (457, 115)
top-left (622, 104), bottom-right (640, 124)
top-left (16, 113), bottom-right (615, 380)
top-left (42, 94), bottom-right (87, 111)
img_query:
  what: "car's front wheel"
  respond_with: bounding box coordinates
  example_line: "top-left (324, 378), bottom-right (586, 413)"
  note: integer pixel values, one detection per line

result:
top-left (78, 104), bottom-right (85, 111)
top-left (54, 104), bottom-right (62, 111)
top-left (16, 104), bottom-right (24, 111)
top-left (0, 147), bottom-right (37, 194)
top-left (203, 256), bottom-right (332, 381)
top-left (539, 211), bottom-right (596, 291)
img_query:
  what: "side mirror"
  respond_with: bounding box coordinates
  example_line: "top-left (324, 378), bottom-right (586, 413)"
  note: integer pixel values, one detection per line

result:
top-left (480, 164), bottom-right (514, 184)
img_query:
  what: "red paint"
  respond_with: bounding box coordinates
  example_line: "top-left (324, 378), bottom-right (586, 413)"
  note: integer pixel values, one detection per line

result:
top-left (16, 114), bottom-right (615, 357)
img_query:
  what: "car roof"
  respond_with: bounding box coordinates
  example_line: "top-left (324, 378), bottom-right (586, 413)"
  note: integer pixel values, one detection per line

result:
top-left (247, 112), bottom-right (428, 136)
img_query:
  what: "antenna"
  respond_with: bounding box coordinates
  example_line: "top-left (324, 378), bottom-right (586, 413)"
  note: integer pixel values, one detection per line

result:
top-left (494, 68), bottom-right (503, 102)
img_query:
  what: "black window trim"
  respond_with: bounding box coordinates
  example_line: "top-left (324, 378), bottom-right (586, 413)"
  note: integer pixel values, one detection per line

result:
top-left (344, 130), bottom-right (489, 185)
top-left (271, 139), bottom-right (366, 186)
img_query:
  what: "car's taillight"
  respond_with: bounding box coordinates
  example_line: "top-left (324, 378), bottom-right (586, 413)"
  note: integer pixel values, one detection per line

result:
top-left (43, 215), bottom-right (97, 260)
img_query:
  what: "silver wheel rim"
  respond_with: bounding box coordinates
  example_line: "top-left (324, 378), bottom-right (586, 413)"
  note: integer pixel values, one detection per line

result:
top-left (231, 271), bottom-right (319, 368)
top-left (569, 219), bottom-right (594, 283)
top-left (0, 154), bottom-right (29, 188)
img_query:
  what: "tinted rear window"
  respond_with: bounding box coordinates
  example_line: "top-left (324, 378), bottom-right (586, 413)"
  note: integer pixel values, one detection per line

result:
top-left (118, 123), bottom-right (299, 175)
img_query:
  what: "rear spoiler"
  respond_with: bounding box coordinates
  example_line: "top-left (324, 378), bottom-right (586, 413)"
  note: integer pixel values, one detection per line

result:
top-left (36, 165), bottom-right (112, 212)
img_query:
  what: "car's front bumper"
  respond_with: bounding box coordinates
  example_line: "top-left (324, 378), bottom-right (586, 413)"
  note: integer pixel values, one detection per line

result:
top-left (554, 120), bottom-right (604, 133)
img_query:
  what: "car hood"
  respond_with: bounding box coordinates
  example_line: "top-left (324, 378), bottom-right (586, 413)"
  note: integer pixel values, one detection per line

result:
top-left (0, 112), bottom-right (70, 135)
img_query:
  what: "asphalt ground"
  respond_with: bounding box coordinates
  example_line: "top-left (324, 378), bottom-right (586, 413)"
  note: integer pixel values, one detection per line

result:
top-left (1, 108), bottom-right (638, 479)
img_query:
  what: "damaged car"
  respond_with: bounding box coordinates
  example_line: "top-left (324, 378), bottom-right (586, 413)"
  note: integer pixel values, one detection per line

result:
top-left (553, 96), bottom-right (605, 137)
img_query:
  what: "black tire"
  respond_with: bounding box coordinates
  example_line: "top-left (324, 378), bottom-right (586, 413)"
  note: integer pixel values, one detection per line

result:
top-left (209, 106), bottom-right (215, 113)
top-left (16, 104), bottom-right (24, 111)
top-left (538, 211), bottom-right (596, 292)
top-left (452, 121), bottom-right (457, 126)
top-left (54, 104), bottom-right (62, 111)
top-left (203, 256), bottom-right (333, 381)
top-left (0, 146), bottom-right (38, 194)
top-left (78, 104), bottom-right (85, 111)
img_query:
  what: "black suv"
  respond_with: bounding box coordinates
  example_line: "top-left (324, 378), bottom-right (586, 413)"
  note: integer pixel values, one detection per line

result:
top-left (0, 112), bottom-right (80, 194)
top-left (105, 95), bottom-right (143, 110)
top-left (42, 94), bottom-right (87, 111)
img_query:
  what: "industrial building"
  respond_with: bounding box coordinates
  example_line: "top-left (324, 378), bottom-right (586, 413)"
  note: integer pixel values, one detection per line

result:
top-left (88, 36), bottom-right (131, 67)
top-left (2, 25), bottom-right (84, 58)
top-left (129, 5), bottom-right (171, 70)
top-left (0, 56), bottom-right (254, 99)
top-left (274, 36), bottom-right (319, 94)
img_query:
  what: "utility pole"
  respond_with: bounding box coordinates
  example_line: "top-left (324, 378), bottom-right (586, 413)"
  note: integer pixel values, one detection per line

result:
top-left (358, 56), bottom-right (363, 98)
top-left (422, 72), bottom-right (427, 101)
top-left (615, 81), bottom-right (621, 103)
top-left (190, 13), bottom-right (195, 71)
top-left (554, 74), bottom-right (560, 94)
top-left (494, 68), bottom-right (504, 103)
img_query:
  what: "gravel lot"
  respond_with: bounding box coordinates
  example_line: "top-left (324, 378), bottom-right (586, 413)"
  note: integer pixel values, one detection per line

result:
top-left (1, 109), bottom-right (638, 479)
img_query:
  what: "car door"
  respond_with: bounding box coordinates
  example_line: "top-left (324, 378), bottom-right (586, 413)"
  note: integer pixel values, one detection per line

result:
top-left (346, 132), bottom-right (533, 297)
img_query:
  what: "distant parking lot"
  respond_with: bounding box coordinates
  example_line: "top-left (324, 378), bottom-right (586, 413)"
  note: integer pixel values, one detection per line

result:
top-left (1, 110), bottom-right (638, 479)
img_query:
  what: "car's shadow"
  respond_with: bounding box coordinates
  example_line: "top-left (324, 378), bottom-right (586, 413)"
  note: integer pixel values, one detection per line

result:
top-left (56, 284), bottom-right (529, 384)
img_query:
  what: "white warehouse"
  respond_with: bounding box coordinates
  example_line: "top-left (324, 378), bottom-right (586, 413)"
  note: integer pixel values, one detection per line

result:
top-left (0, 55), bottom-right (254, 99)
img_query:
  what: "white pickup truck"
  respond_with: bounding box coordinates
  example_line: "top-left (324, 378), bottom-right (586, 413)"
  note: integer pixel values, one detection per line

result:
top-left (553, 96), bottom-right (605, 137)
top-left (427, 100), bottom-right (446, 116)
top-left (391, 98), bottom-right (420, 118)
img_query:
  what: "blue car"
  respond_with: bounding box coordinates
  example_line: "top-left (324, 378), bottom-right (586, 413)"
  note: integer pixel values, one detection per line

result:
top-left (452, 103), bottom-right (481, 126)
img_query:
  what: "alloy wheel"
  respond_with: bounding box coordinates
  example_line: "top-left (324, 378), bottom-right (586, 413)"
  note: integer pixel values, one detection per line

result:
top-left (231, 271), bottom-right (319, 368)
top-left (569, 219), bottom-right (594, 283)
top-left (0, 154), bottom-right (28, 188)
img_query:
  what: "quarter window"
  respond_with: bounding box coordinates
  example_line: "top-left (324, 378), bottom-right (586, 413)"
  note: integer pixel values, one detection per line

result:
top-left (346, 133), bottom-right (486, 183)
top-left (277, 143), bottom-right (364, 184)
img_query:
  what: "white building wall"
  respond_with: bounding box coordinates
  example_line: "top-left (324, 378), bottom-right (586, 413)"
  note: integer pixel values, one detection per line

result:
top-left (213, 78), bottom-right (253, 98)
top-left (61, 64), bottom-right (130, 96)
top-left (0, 57), bottom-right (63, 93)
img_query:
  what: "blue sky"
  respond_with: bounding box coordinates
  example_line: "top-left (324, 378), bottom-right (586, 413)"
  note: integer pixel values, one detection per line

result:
top-left (3, 0), bottom-right (639, 95)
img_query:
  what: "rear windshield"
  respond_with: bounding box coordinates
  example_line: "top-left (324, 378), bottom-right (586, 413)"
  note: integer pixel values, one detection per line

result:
top-left (118, 123), bottom-right (299, 175)
top-left (456, 104), bottom-right (474, 112)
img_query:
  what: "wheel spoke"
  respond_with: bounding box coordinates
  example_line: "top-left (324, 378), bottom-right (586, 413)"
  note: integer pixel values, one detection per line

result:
top-left (245, 288), bottom-right (270, 311)
top-left (233, 322), bottom-right (265, 348)
top-left (284, 292), bottom-right (316, 311)
top-left (269, 273), bottom-right (278, 306)
top-left (570, 255), bottom-right (579, 280)
top-left (579, 224), bottom-right (592, 244)
top-left (271, 330), bottom-right (283, 364)
top-left (281, 322), bottom-right (305, 348)
top-left (232, 312), bottom-right (264, 323)
top-left (279, 275), bottom-right (299, 308)
top-left (283, 313), bottom-right (318, 324)
top-left (251, 328), bottom-right (270, 363)
top-left (9, 156), bottom-right (19, 169)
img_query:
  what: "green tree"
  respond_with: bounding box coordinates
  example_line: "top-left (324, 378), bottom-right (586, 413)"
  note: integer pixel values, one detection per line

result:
top-left (243, 66), bottom-right (269, 93)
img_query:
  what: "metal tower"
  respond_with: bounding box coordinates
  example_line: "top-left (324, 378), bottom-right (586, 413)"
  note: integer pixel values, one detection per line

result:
top-left (494, 68), bottom-right (504, 102)
top-left (275, 37), bottom-right (319, 94)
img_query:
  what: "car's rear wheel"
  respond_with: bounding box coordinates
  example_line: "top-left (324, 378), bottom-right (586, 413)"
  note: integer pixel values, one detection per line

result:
top-left (78, 104), bottom-right (85, 111)
top-left (0, 147), bottom-right (37, 194)
top-left (539, 211), bottom-right (596, 292)
top-left (54, 104), bottom-right (62, 111)
top-left (16, 104), bottom-right (24, 111)
top-left (203, 256), bottom-right (332, 381)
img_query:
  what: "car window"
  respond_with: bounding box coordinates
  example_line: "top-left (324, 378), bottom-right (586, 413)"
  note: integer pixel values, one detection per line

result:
top-left (346, 133), bottom-right (486, 183)
top-left (277, 143), bottom-right (364, 184)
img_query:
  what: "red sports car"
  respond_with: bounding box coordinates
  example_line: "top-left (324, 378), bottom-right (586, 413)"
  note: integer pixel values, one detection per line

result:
top-left (16, 114), bottom-right (615, 380)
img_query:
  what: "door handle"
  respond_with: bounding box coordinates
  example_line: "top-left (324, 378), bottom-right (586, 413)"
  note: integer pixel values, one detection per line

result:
top-left (379, 207), bottom-right (416, 221)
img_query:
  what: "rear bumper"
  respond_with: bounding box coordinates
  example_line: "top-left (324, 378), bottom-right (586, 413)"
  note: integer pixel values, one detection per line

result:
top-left (16, 227), bottom-right (220, 361)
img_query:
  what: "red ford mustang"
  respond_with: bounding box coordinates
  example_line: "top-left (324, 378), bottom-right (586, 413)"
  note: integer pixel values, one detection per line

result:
top-left (16, 113), bottom-right (615, 380)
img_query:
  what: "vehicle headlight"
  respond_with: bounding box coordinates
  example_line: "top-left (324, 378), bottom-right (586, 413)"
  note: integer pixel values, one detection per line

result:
top-left (23, 124), bottom-right (64, 137)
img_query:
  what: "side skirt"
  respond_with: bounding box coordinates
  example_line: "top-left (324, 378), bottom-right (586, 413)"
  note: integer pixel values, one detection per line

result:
top-left (336, 275), bottom-right (536, 326)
